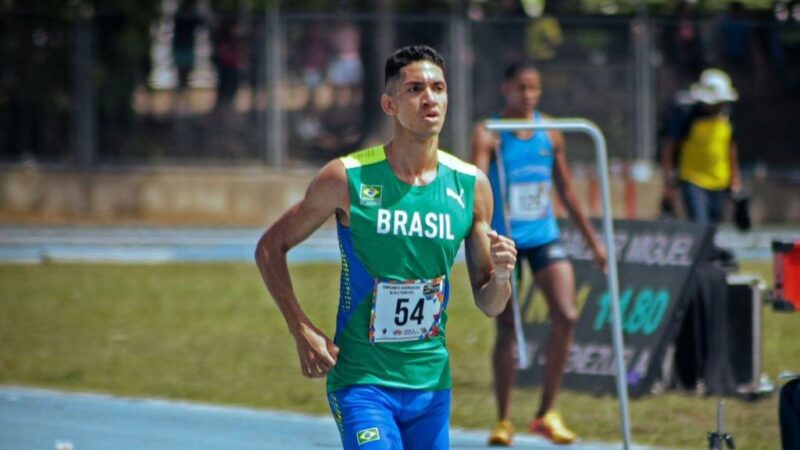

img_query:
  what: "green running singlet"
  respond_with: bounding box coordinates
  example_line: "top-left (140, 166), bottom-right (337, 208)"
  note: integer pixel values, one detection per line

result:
top-left (327, 146), bottom-right (478, 393)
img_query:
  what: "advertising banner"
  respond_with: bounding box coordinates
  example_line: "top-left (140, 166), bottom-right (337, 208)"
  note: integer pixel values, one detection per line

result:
top-left (516, 219), bottom-right (714, 397)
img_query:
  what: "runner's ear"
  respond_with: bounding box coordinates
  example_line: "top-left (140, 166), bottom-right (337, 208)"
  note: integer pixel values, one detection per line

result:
top-left (381, 93), bottom-right (396, 116)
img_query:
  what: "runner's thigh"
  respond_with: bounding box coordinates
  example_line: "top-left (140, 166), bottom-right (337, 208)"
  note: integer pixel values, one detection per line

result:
top-left (398, 389), bottom-right (450, 450)
top-left (329, 385), bottom-right (403, 450)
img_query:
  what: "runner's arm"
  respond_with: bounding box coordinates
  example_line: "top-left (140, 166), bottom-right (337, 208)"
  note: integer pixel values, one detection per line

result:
top-left (550, 131), bottom-right (607, 271)
top-left (465, 170), bottom-right (516, 317)
top-left (254, 160), bottom-right (349, 378)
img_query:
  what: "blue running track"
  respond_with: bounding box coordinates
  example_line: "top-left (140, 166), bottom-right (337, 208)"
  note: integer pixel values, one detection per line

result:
top-left (4, 224), bottom-right (790, 449)
top-left (0, 387), bottom-right (657, 450)
top-left (1, 224), bottom-right (796, 264)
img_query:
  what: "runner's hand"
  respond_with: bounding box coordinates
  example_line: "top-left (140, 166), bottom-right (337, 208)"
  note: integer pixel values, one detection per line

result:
top-left (487, 229), bottom-right (517, 281)
top-left (592, 242), bottom-right (608, 273)
top-left (293, 321), bottom-right (339, 378)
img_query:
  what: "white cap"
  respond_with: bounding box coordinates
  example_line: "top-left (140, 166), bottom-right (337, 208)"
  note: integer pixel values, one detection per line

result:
top-left (690, 69), bottom-right (738, 104)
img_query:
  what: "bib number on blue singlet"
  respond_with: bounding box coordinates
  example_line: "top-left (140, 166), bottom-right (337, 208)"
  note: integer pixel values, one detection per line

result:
top-left (509, 181), bottom-right (551, 219)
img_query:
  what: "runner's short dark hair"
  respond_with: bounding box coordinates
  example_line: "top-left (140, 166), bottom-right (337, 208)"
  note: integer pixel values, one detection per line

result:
top-left (384, 45), bottom-right (445, 91)
top-left (504, 60), bottom-right (539, 81)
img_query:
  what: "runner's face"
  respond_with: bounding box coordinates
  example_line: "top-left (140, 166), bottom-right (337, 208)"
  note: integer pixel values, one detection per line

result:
top-left (504, 69), bottom-right (541, 114)
top-left (388, 61), bottom-right (448, 137)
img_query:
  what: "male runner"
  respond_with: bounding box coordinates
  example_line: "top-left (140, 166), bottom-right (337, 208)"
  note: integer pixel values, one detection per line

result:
top-left (472, 60), bottom-right (607, 446)
top-left (255, 45), bottom-right (517, 450)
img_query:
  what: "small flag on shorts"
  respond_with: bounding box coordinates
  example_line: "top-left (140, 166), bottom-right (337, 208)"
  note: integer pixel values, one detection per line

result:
top-left (356, 427), bottom-right (380, 445)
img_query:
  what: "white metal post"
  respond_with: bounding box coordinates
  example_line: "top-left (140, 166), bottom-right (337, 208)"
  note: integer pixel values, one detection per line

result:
top-left (492, 145), bottom-right (530, 370)
top-left (485, 118), bottom-right (632, 450)
top-left (265, 7), bottom-right (285, 167)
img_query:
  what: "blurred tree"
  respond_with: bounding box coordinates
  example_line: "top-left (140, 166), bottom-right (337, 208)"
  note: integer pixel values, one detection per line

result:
top-left (0, 0), bottom-right (161, 161)
top-left (91, 1), bottom-right (161, 159)
top-left (0, 3), bottom-right (75, 160)
top-left (0, 0), bottom-right (780, 163)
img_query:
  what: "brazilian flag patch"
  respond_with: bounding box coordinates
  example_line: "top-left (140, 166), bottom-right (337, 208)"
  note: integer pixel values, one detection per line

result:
top-left (359, 184), bottom-right (383, 206)
top-left (356, 427), bottom-right (380, 445)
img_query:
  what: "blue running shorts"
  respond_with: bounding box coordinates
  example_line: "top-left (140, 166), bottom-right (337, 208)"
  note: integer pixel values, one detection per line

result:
top-left (497, 239), bottom-right (570, 327)
top-left (327, 385), bottom-right (450, 450)
top-left (520, 239), bottom-right (569, 274)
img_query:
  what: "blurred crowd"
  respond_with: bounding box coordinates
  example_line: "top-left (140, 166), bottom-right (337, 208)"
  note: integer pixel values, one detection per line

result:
top-left (1, 1), bottom-right (798, 165)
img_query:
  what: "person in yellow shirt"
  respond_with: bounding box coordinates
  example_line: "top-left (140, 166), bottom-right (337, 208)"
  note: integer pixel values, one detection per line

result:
top-left (661, 69), bottom-right (742, 225)
top-left (526, 13), bottom-right (563, 62)
top-left (523, 0), bottom-right (563, 63)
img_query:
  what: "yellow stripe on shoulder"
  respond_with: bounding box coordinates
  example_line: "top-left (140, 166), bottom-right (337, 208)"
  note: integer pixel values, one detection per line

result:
top-left (339, 146), bottom-right (386, 169)
top-left (438, 150), bottom-right (478, 176)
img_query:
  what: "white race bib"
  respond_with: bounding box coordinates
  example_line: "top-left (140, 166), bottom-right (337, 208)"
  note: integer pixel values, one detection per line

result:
top-left (509, 182), bottom-right (551, 219)
top-left (369, 275), bottom-right (445, 343)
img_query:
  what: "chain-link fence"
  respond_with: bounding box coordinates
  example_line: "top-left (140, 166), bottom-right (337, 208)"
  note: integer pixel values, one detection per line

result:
top-left (1, 9), bottom-right (798, 168)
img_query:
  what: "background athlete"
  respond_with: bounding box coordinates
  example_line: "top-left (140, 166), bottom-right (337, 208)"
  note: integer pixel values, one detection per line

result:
top-left (472, 60), bottom-right (607, 446)
top-left (256, 45), bottom-right (517, 450)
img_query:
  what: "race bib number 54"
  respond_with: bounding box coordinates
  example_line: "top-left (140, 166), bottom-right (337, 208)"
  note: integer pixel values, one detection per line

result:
top-left (369, 275), bottom-right (445, 343)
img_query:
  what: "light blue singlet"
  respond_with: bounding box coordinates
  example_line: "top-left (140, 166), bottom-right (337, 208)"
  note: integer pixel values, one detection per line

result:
top-left (488, 111), bottom-right (560, 249)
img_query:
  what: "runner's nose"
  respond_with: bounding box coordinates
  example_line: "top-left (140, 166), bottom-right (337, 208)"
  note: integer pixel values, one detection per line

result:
top-left (421, 86), bottom-right (436, 104)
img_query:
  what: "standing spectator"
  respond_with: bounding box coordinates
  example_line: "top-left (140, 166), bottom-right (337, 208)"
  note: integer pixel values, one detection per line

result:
top-left (660, 68), bottom-right (742, 226)
top-left (212, 18), bottom-right (244, 117)
top-left (718, 2), bottom-right (760, 69)
top-left (770, 0), bottom-right (800, 91)
top-left (666, 1), bottom-right (704, 83)
top-left (172, 0), bottom-right (202, 115)
top-left (294, 23), bottom-right (329, 142)
top-left (525, 2), bottom-right (563, 63)
top-left (326, 20), bottom-right (363, 109)
top-left (248, 17), bottom-right (267, 111)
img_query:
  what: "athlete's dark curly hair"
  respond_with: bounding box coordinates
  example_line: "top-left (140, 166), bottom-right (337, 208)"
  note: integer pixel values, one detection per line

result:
top-left (384, 45), bottom-right (445, 92)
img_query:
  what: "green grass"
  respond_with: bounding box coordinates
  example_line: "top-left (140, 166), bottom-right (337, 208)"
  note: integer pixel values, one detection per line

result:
top-left (0, 261), bottom-right (796, 449)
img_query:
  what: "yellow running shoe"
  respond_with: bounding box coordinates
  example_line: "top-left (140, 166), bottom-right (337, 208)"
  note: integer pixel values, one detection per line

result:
top-left (529, 411), bottom-right (577, 444)
top-left (488, 419), bottom-right (514, 447)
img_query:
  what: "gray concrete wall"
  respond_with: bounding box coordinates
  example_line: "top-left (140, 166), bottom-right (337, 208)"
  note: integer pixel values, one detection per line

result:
top-left (0, 165), bottom-right (315, 226)
top-left (0, 165), bottom-right (797, 226)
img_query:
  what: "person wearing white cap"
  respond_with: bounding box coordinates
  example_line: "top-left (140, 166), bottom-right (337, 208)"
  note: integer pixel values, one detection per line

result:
top-left (660, 68), bottom-right (743, 225)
